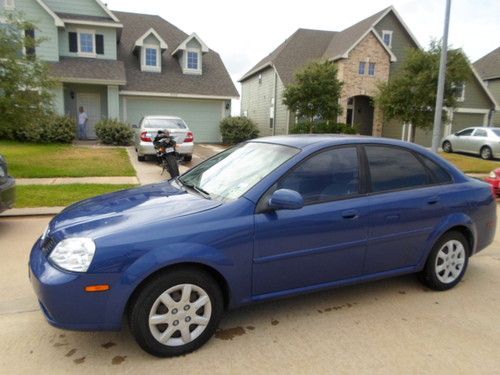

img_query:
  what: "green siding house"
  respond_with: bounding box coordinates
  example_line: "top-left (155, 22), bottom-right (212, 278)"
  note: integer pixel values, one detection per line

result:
top-left (240, 6), bottom-right (498, 147)
top-left (0, 0), bottom-right (238, 142)
top-left (474, 46), bottom-right (500, 126)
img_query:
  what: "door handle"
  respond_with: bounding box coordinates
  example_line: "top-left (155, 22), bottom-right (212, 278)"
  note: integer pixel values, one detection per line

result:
top-left (427, 196), bottom-right (440, 205)
top-left (342, 210), bottom-right (358, 220)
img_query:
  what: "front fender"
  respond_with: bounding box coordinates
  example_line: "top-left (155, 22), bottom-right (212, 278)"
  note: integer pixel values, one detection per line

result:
top-left (416, 212), bottom-right (475, 271)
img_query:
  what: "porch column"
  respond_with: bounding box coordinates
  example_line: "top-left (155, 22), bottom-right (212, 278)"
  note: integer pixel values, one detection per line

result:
top-left (107, 85), bottom-right (120, 119)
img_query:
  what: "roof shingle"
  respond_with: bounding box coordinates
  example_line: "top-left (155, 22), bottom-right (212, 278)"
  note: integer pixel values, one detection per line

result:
top-left (49, 57), bottom-right (126, 84)
top-left (474, 46), bottom-right (500, 80)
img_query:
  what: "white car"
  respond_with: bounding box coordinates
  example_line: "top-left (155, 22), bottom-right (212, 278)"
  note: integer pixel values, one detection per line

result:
top-left (442, 127), bottom-right (500, 160)
top-left (134, 116), bottom-right (194, 162)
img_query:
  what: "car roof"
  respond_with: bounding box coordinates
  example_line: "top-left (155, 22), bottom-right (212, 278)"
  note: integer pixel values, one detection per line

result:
top-left (142, 116), bottom-right (183, 120)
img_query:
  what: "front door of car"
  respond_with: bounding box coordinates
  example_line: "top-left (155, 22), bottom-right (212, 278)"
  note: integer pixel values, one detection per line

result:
top-left (470, 128), bottom-right (488, 153)
top-left (453, 128), bottom-right (475, 152)
top-left (252, 146), bottom-right (369, 296)
top-left (363, 145), bottom-right (448, 274)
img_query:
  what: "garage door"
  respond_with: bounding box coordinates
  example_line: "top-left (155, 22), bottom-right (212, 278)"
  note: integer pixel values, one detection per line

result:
top-left (124, 97), bottom-right (224, 143)
top-left (451, 113), bottom-right (485, 133)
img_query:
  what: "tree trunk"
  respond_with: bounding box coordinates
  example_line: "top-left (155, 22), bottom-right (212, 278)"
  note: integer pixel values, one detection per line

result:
top-left (410, 123), bottom-right (416, 143)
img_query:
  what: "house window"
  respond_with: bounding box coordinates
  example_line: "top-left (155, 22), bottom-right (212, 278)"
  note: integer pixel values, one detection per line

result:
top-left (368, 62), bottom-right (376, 76)
top-left (145, 48), bottom-right (157, 66)
top-left (187, 51), bottom-right (199, 70)
top-left (3, 0), bottom-right (15, 9)
top-left (358, 62), bottom-right (366, 75)
top-left (24, 28), bottom-right (35, 58)
top-left (453, 83), bottom-right (465, 102)
top-left (382, 30), bottom-right (393, 47)
top-left (79, 32), bottom-right (94, 54)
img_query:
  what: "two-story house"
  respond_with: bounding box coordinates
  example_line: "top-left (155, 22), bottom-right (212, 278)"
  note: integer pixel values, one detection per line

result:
top-left (1, 0), bottom-right (238, 142)
top-left (239, 6), bottom-right (498, 147)
top-left (474, 46), bottom-right (500, 126)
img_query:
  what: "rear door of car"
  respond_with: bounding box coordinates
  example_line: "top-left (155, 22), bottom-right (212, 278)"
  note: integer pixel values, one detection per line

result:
top-left (363, 145), bottom-right (452, 274)
top-left (252, 146), bottom-right (370, 296)
top-left (470, 128), bottom-right (488, 154)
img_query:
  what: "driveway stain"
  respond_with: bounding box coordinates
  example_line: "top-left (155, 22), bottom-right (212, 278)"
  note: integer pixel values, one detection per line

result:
top-left (112, 356), bottom-right (127, 365)
top-left (214, 326), bottom-right (246, 340)
top-left (246, 325), bottom-right (255, 331)
top-left (271, 319), bottom-right (279, 326)
top-left (65, 349), bottom-right (77, 357)
top-left (73, 356), bottom-right (86, 364)
top-left (53, 342), bottom-right (68, 347)
top-left (398, 291), bottom-right (406, 295)
top-left (322, 302), bottom-right (357, 313)
top-left (101, 341), bottom-right (116, 349)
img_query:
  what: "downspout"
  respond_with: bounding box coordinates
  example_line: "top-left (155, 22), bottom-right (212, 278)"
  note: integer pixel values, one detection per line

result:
top-left (273, 69), bottom-right (278, 136)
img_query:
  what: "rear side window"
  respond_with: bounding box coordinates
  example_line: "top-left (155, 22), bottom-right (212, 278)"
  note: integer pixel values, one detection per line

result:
top-left (365, 146), bottom-right (428, 192)
top-left (474, 129), bottom-right (487, 137)
top-left (419, 156), bottom-right (452, 184)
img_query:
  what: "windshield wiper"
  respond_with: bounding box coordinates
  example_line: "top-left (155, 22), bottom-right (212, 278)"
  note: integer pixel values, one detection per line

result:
top-left (176, 178), bottom-right (211, 199)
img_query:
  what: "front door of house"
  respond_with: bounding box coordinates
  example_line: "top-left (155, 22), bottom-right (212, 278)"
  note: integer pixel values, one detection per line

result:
top-left (76, 93), bottom-right (100, 139)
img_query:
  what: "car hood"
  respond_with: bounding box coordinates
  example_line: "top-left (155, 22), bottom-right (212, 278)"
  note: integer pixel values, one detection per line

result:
top-left (49, 181), bottom-right (221, 237)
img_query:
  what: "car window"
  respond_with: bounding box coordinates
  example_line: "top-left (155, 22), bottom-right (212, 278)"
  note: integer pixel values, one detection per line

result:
top-left (365, 146), bottom-right (428, 192)
top-left (419, 155), bottom-right (452, 184)
top-left (277, 147), bottom-right (359, 204)
top-left (143, 119), bottom-right (187, 129)
top-left (491, 129), bottom-right (500, 137)
top-left (456, 129), bottom-right (474, 136)
top-left (473, 129), bottom-right (487, 137)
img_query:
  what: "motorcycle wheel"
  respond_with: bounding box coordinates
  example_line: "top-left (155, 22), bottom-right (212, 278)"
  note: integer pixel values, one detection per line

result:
top-left (164, 154), bottom-right (180, 178)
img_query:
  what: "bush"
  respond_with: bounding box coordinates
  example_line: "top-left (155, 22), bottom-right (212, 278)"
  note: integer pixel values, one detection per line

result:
top-left (289, 122), bottom-right (356, 135)
top-left (13, 115), bottom-right (76, 143)
top-left (220, 116), bottom-right (259, 144)
top-left (95, 119), bottom-right (134, 146)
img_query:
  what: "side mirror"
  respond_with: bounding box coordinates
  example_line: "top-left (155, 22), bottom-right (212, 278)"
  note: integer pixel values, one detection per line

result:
top-left (132, 124), bottom-right (138, 129)
top-left (268, 189), bottom-right (304, 210)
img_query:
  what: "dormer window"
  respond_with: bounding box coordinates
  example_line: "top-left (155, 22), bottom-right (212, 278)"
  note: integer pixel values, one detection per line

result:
top-left (172, 33), bottom-right (209, 75)
top-left (187, 51), bottom-right (199, 70)
top-left (142, 45), bottom-right (161, 72)
top-left (134, 28), bottom-right (168, 73)
top-left (145, 47), bottom-right (158, 67)
top-left (382, 30), bottom-right (393, 48)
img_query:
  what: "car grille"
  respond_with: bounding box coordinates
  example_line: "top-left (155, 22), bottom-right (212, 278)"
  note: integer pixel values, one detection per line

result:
top-left (41, 236), bottom-right (57, 254)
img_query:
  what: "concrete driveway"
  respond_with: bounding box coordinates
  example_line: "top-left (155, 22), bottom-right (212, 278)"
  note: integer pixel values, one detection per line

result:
top-left (1, 213), bottom-right (499, 373)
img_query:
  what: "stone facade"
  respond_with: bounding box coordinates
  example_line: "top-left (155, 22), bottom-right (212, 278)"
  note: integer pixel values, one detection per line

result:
top-left (336, 31), bottom-right (391, 136)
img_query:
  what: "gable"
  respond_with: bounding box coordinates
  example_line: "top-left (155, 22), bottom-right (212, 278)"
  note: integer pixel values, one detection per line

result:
top-left (42, 0), bottom-right (110, 18)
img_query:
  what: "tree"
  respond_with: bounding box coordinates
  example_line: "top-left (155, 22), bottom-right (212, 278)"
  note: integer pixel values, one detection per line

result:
top-left (283, 60), bottom-right (343, 132)
top-left (375, 41), bottom-right (471, 142)
top-left (0, 12), bottom-right (55, 139)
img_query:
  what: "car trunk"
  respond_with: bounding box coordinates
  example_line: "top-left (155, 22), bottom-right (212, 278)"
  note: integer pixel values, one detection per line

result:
top-left (144, 127), bottom-right (189, 144)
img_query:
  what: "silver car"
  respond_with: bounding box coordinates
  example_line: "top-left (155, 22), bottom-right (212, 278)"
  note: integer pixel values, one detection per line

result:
top-left (442, 127), bottom-right (500, 160)
top-left (133, 116), bottom-right (194, 162)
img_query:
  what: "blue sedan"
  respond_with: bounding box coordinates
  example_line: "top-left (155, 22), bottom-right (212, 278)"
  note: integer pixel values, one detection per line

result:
top-left (29, 135), bottom-right (496, 357)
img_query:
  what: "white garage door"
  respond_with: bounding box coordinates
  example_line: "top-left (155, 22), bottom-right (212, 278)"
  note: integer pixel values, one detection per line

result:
top-left (124, 97), bottom-right (224, 143)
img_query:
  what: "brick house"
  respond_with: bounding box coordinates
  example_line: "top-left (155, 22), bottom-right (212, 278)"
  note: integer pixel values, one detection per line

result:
top-left (239, 6), bottom-right (498, 146)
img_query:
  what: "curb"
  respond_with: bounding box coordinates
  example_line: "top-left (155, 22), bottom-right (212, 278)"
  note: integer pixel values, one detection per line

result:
top-left (0, 207), bottom-right (64, 218)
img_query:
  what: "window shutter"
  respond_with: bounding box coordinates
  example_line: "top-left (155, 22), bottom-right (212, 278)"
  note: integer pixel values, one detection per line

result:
top-left (25, 28), bottom-right (36, 58)
top-left (95, 34), bottom-right (104, 55)
top-left (69, 32), bottom-right (78, 52)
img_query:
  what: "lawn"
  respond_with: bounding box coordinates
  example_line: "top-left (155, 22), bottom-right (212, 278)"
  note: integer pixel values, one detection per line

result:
top-left (0, 140), bottom-right (135, 178)
top-left (440, 152), bottom-right (500, 174)
top-left (15, 184), bottom-right (137, 208)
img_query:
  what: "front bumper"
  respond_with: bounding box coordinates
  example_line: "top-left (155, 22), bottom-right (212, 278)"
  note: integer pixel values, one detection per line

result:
top-left (137, 141), bottom-right (194, 156)
top-left (484, 177), bottom-right (500, 195)
top-left (29, 238), bottom-right (123, 331)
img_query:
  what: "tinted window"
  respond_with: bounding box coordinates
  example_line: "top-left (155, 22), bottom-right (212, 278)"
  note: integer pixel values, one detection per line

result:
top-left (474, 129), bottom-right (487, 137)
top-left (456, 129), bottom-right (474, 136)
top-left (365, 146), bottom-right (428, 192)
top-left (143, 118), bottom-right (187, 129)
top-left (419, 156), bottom-right (452, 183)
top-left (491, 129), bottom-right (500, 137)
top-left (278, 147), bottom-right (359, 204)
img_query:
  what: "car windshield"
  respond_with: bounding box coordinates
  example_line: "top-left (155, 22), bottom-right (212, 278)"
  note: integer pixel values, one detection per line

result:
top-left (491, 129), bottom-right (500, 137)
top-left (178, 142), bottom-right (299, 201)
top-left (143, 118), bottom-right (187, 129)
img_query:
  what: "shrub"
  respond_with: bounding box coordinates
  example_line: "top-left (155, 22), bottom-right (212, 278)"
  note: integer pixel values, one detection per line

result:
top-left (95, 119), bottom-right (134, 146)
top-left (289, 122), bottom-right (356, 135)
top-left (220, 116), bottom-right (259, 144)
top-left (13, 115), bottom-right (76, 143)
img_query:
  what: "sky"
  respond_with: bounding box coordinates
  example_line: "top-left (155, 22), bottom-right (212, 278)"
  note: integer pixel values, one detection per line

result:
top-left (106, 0), bottom-right (500, 114)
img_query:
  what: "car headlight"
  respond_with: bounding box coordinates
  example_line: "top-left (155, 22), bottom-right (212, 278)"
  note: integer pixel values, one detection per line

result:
top-left (489, 171), bottom-right (497, 179)
top-left (49, 238), bottom-right (96, 272)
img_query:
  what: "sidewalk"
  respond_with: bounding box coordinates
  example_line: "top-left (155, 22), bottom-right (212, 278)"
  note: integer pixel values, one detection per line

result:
top-left (16, 176), bottom-right (139, 185)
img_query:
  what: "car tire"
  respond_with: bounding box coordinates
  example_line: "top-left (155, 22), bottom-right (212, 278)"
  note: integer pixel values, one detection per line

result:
top-left (419, 230), bottom-right (469, 291)
top-left (183, 154), bottom-right (193, 162)
top-left (442, 141), bottom-right (452, 153)
top-left (138, 155), bottom-right (146, 162)
top-left (480, 146), bottom-right (492, 160)
top-left (129, 268), bottom-right (224, 358)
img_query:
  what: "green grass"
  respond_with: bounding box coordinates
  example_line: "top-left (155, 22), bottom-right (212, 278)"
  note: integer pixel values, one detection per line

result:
top-left (0, 140), bottom-right (135, 178)
top-left (15, 184), bottom-right (137, 208)
top-left (440, 152), bottom-right (500, 173)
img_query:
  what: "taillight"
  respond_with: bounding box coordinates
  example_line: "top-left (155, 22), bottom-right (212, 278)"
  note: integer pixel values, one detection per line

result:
top-left (184, 131), bottom-right (194, 143)
top-left (140, 131), bottom-right (152, 142)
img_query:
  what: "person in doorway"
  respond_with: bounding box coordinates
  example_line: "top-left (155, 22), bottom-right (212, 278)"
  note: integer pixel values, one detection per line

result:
top-left (78, 106), bottom-right (88, 139)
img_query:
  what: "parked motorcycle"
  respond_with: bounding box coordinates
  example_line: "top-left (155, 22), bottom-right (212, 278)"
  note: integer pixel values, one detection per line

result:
top-left (153, 130), bottom-right (180, 178)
